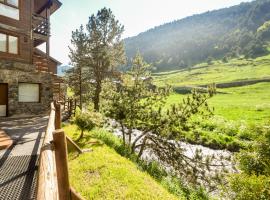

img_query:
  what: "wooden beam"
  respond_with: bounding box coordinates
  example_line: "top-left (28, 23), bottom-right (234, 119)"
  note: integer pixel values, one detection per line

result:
top-left (37, 103), bottom-right (59, 200)
top-left (70, 187), bottom-right (85, 200)
top-left (0, 23), bottom-right (29, 35)
top-left (53, 129), bottom-right (71, 200)
top-left (54, 102), bottom-right (61, 129)
top-left (66, 136), bottom-right (83, 154)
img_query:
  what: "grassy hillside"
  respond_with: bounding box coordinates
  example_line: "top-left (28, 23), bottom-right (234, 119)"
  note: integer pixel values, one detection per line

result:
top-left (153, 54), bottom-right (270, 150)
top-left (154, 55), bottom-right (270, 87)
top-left (124, 0), bottom-right (270, 71)
top-left (166, 82), bottom-right (270, 123)
top-left (63, 125), bottom-right (180, 200)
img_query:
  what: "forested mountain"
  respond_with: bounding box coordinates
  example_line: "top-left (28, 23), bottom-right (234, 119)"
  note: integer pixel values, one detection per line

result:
top-left (124, 0), bottom-right (270, 71)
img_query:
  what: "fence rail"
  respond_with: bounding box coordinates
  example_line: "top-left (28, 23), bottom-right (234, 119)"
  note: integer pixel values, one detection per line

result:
top-left (36, 102), bottom-right (84, 200)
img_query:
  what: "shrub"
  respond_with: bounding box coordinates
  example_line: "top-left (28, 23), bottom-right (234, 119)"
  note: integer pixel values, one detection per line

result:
top-left (225, 174), bottom-right (270, 200)
top-left (73, 110), bottom-right (103, 140)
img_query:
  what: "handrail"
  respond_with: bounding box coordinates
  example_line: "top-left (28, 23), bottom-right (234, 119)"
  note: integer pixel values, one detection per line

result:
top-left (37, 102), bottom-right (59, 200)
top-left (36, 102), bottom-right (85, 200)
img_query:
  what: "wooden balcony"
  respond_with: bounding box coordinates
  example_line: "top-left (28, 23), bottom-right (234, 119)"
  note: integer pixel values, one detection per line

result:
top-left (32, 14), bottom-right (50, 45)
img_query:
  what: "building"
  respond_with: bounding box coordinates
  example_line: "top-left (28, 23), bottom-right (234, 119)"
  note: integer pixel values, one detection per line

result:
top-left (0, 0), bottom-right (63, 117)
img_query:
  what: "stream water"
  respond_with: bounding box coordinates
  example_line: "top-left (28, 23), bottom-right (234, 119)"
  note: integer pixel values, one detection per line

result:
top-left (106, 119), bottom-right (235, 173)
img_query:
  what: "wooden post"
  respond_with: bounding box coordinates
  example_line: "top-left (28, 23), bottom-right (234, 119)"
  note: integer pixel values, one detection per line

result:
top-left (53, 130), bottom-right (70, 200)
top-left (55, 102), bottom-right (61, 129)
top-left (74, 99), bottom-right (77, 116)
top-left (64, 98), bottom-right (66, 111)
top-left (67, 98), bottom-right (70, 111)
top-left (69, 100), bottom-right (73, 118)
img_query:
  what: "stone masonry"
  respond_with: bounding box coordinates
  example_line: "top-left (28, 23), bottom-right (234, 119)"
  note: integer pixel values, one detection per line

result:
top-left (0, 61), bottom-right (54, 116)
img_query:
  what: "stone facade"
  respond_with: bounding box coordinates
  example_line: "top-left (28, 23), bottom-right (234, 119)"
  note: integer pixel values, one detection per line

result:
top-left (0, 61), bottom-right (54, 116)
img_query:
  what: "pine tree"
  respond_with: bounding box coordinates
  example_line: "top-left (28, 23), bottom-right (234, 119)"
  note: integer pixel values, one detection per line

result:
top-left (85, 7), bottom-right (126, 111)
top-left (67, 25), bottom-right (87, 109)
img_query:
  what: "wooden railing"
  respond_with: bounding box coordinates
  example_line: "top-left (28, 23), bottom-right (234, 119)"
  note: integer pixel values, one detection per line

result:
top-left (36, 102), bottom-right (85, 200)
top-left (32, 14), bottom-right (50, 37)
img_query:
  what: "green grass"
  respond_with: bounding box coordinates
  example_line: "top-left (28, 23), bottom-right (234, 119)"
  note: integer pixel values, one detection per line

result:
top-left (154, 55), bottom-right (270, 87)
top-left (63, 124), bottom-right (180, 200)
top-left (165, 82), bottom-right (270, 123)
top-left (154, 54), bottom-right (270, 150)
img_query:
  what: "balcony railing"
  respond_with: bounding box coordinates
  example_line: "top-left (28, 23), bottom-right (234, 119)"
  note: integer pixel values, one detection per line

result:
top-left (32, 14), bottom-right (50, 38)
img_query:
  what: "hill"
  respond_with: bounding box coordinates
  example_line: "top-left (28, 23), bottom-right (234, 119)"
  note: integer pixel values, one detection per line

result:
top-left (124, 0), bottom-right (270, 71)
top-left (154, 53), bottom-right (270, 123)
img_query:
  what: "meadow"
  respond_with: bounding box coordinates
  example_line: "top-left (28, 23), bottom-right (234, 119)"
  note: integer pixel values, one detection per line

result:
top-left (153, 55), bottom-right (270, 150)
top-left (154, 55), bottom-right (270, 87)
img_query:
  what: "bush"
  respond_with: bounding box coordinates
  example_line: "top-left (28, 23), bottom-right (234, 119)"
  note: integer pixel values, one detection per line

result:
top-left (225, 174), bottom-right (270, 200)
top-left (73, 110), bottom-right (103, 140)
top-left (224, 125), bottom-right (270, 199)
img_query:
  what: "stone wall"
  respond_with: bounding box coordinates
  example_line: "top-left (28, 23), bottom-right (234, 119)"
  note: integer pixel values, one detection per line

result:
top-left (0, 61), bottom-right (54, 116)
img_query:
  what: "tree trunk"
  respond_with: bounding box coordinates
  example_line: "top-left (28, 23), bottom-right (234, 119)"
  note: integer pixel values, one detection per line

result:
top-left (77, 130), bottom-right (84, 141)
top-left (79, 65), bottom-right (82, 110)
top-left (137, 137), bottom-right (148, 160)
top-left (120, 122), bottom-right (125, 146)
top-left (94, 81), bottom-right (102, 111)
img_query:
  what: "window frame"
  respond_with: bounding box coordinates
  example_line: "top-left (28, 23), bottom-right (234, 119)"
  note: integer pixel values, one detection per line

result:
top-left (18, 83), bottom-right (41, 103)
top-left (0, 0), bottom-right (20, 20)
top-left (0, 31), bottom-right (19, 55)
top-left (0, 0), bottom-right (19, 9)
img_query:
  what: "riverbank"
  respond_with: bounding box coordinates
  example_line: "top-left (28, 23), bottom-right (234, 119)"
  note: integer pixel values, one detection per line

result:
top-left (63, 124), bottom-right (181, 200)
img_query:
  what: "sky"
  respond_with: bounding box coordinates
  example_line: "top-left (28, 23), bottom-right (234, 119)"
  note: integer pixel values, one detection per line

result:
top-left (48, 0), bottom-right (253, 65)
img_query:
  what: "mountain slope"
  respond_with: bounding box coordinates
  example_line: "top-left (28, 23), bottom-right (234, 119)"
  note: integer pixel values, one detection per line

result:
top-left (124, 0), bottom-right (270, 71)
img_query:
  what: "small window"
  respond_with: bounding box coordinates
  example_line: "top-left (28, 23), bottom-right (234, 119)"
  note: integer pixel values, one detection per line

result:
top-left (18, 83), bottom-right (40, 103)
top-left (8, 35), bottom-right (17, 54)
top-left (0, 0), bottom-right (19, 20)
top-left (0, 33), bottom-right (18, 54)
top-left (0, 33), bottom-right (6, 52)
top-left (7, 0), bottom-right (18, 7)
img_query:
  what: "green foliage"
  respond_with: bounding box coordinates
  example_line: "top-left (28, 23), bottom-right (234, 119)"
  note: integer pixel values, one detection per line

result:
top-left (236, 126), bottom-right (270, 175)
top-left (223, 125), bottom-right (270, 199)
top-left (124, 0), bottom-right (270, 71)
top-left (73, 110), bottom-right (103, 140)
top-left (104, 53), bottom-right (222, 190)
top-left (257, 20), bottom-right (270, 40)
top-left (63, 125), bottom-right (179, 200)
top-left (68, 7), bottom-right (126, 110)
top-left (225, 174), bottom-right (270, 200)
top-left (83, 126), bottom-right (210, 199)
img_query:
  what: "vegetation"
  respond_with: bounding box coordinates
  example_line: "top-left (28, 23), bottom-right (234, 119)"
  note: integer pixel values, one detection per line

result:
top-left (153, 55), bottom-right (270, 87)
top-left (73, 109), bottom-right (103, 140)
top-left (64, 3), bottom-right (270, 199)
top-left (124, 0), bottom-right (270, 71)
top-left (103, 53), bottom-right (227, 191)
top-left (68, 7), bottom-right (126, 111)
top-left (63, 125), bottom-right (180, 200)
top-left (64, 124), bottom-right (211, 200)
top-left (152, 56), bottom-right (270, 151)
top-left (223, 126), bottom-right (270, 199)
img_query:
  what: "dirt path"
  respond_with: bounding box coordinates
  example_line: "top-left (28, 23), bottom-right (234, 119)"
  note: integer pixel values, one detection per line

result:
top-left (0, 116), bottom-right (47, 200)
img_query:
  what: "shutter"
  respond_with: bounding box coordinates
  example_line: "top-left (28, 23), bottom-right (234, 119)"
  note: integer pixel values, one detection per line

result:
top-left (18, 83), bottom-right (40, 102)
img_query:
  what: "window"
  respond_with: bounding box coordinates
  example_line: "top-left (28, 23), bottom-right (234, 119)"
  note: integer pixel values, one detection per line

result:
top-left (8, 35), bottom-right (18, 54)
top-left (7, 0), bottom-right (18, 7)
top-left (0, 33), bottom-right (6, 52)
top-left (0, 0), bottom-right (19, 20)
top-left (18, 83), bottom-right (40, 103)
top-left (0, 33), bottom-right (18, 54)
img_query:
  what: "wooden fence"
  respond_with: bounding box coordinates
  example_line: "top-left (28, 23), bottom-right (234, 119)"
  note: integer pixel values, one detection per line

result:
top-left (36, 102), bottom-right (85, 200)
